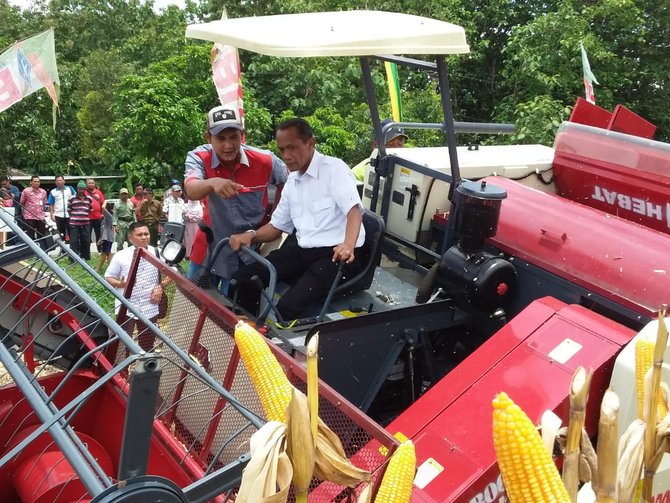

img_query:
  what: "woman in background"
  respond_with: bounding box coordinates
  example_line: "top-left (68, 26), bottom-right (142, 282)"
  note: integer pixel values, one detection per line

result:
top-left (182, 193), bottom-right (203, 260)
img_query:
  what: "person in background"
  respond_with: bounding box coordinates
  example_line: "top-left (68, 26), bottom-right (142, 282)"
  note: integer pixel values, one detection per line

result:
top-left (68, 180), bottom-right (93, 260)
top-left (163, 178), bottom-right (181, 200)
top-left (1, 176), bottom-right (21, 246)
top-left (0, 187), bottom-right (14, 207)
top-left (113, 188), bottom-right (135, 250)
top-left (163, 184), bottom-right (185, 223)
top-left (136, 188), bottom-right (162, 246)
top-left (0, 176), bottom-right (20, 208)
top-left (184, 106), bottom-right (288, 293)
top-left (351, 118), bottom-right (408, 182)
top-left (182, 194), bottom-right (203, 259)
top-left (19, 175), bottom-right (48, 248)
top-left (130, 183), bottom-right (144, 220)
top-left (86, 178), bottom-right (105, 252)
top-left (105, 222), bottom-right (171, 351)
top-left (229, 118), bottom-right (365, 321)
top-left (0, 178), bottom-right (15, 248)
top-left (96, 201), bottom-right (115, 273)
top-left (48, 175), bottom-right (76, 241)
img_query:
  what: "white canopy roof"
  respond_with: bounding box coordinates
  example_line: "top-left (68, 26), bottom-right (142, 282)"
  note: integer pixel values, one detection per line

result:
top-left (185, 11), bottom-right (469, 57)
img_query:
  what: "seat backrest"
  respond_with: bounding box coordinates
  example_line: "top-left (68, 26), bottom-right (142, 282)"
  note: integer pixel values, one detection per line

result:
top-left (333, 211), bottom-right (385, 297)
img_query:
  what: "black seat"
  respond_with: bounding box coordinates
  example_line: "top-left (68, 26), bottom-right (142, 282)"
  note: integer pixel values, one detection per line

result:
top-left (241, 212), bottom-right (385, 324)
top-left (333, 211), bottom-right (385, 297)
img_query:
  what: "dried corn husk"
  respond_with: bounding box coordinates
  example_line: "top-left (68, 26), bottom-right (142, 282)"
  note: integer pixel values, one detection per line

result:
top-left (564, 367), bottom-right (592, 502)
top-left (594, 390), bottom-right (619, 503)
top-left (541, 410), bottom-right (562, 455)
top-left (237, 421), bottom-right (292, 503)
top-left (642, 306), bottom-right (669, 502)
top-left (617, 419), bottom-right (645, 503)
top-left (314, 418), bottom-right (371, 487)
top-left (357, 482), bottom-right (373, 503)
top-left (286, 389), bottom-right (315, 502)
top-left (307, 333), bottom-right (320, 441)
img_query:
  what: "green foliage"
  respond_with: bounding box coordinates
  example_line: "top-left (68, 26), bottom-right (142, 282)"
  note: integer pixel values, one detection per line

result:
top-left (507, 96), bottom-right (572, 146)
top-left (104, 72), bottom-right (203, 185)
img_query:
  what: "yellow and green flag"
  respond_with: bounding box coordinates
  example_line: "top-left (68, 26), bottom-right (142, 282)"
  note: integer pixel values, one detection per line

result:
top-left (384, 61), bottom-right (403, 122)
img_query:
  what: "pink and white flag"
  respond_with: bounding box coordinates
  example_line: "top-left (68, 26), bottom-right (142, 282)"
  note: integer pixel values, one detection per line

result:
top-left (210, 11), bottom-right (244, 137)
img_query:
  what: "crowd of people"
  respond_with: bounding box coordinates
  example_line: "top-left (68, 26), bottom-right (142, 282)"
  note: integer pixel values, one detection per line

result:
top-left (0, 174), bottom-right (205, 263)
top-left (2, 106), bottom-right (395, 350)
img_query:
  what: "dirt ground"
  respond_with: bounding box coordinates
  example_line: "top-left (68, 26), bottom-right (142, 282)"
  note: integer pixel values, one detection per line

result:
top-left (0, 360), bottom-right (61, 386)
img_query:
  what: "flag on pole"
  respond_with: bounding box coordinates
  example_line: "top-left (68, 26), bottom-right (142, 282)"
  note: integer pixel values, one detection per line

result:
top-left (0, 29), bottom-right (60, 128)
top-left (0, 29), bottom-right (60, 122)
top-left (211, 10), bottom-right (245, 139)
top-left (384, 61), bottom-right (403, 122)
top-left (580, 42), bottom-right (599, 105)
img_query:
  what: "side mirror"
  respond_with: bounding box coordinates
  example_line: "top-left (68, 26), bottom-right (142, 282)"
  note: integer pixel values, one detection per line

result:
top-left (161, 239), bottom-right (186, 266)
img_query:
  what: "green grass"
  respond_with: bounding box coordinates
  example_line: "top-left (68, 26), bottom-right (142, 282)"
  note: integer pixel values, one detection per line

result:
top-left (56, 254), bottom-right (117, 314)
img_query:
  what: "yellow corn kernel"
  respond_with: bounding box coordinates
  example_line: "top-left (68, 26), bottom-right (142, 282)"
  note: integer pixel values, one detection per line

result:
top-left (374, 440), bottom-right (416, 503)
top-left (234, 321), bottom-right (294, 422)
top-left (635, 338), bottom-right (668, 420)
top-left (492, 392), bottom-right (570, 503)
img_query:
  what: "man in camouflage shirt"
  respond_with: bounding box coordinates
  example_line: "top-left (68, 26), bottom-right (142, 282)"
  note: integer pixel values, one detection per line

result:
top-left (112, 188), bottom-right (135, 250)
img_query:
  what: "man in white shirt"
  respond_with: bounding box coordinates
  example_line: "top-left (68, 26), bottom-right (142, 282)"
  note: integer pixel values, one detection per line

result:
top-left (229, 118), bottom-right (365, 321)
top-left (48, 175), bottom-right (76, 241)
top-left (162, 184), bottom-right (185, 223)
top-left (105, 221), bottom-right (169, 351)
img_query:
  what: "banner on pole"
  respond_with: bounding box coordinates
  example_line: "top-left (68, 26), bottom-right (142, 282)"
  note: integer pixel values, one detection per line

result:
top-left (210, 10), bottom-right (244, 139)
top-left (0, 29), bottom-right (60, 115)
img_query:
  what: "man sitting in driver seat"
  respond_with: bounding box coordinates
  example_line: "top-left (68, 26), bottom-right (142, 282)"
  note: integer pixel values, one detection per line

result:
top-left (229, 118), bottom-right (366, 321)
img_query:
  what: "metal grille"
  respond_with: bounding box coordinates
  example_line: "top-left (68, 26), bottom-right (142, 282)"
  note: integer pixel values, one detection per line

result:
top-left (0, 212), bottom-right (397, 502)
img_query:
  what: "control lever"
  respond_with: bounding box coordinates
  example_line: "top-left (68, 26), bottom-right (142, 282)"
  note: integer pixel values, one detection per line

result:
top-left (251, 275), bottom-right (285, 324)
top-left (228, 279), bottom-right (240, 311)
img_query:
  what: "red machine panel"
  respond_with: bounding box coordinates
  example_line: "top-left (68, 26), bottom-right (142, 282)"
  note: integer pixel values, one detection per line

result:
top-left (568, 97), bottom-right (612, 129)
top-left (486, 176), bottom-right (670, 318)
top-left (387, 297), bottom-right (635, 502)
top-left (552, 121), bottom-right (670, 235)
top-left (608, 104), bottom-right (656, 139)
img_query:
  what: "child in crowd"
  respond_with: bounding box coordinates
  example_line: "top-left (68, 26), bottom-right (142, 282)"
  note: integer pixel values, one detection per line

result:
top-left (96, 201), bottom-right (116, 273)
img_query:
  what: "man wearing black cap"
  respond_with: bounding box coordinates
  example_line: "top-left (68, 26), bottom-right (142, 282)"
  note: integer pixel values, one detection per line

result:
top-left (352, 118), bottom-right (408, 181)
top-left (184, 105), bottom-right (288, 293)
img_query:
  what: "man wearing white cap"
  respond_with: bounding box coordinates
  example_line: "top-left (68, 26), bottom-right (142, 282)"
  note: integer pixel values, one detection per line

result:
top-left (162, 184), bottom-right (185, 223)
top-left (184, 106), bottom-right (288, 292)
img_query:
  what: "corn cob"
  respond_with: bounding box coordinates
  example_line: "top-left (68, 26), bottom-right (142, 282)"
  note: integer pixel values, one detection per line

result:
top-left (492, 392), bottom-right (570, 503)
top-left (374, 440), bottom-right (415, 503)
top-left (635, 337), bottom-right (668, 421)
top-left (235, 321), bottom-right (294, 422)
